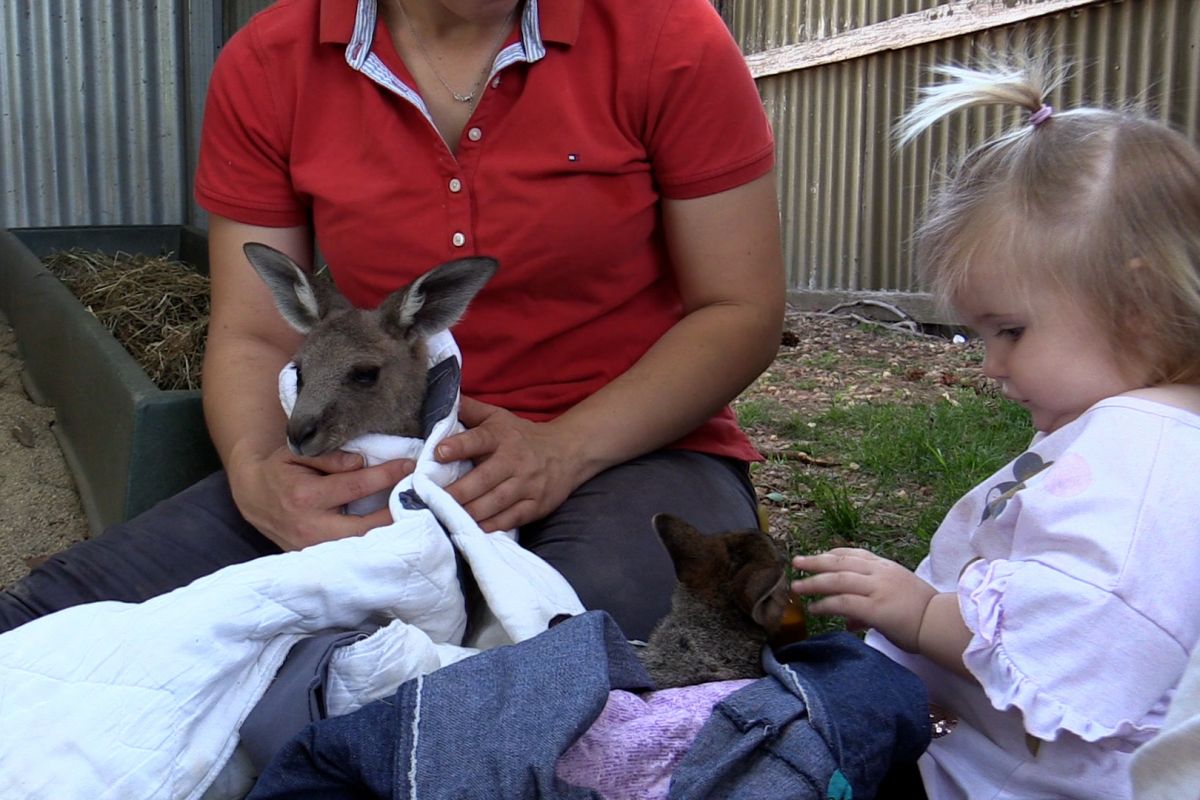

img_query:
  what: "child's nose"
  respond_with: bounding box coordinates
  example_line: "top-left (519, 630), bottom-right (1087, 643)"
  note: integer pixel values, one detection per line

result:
top-left (981, 348), bottom-right (1005, 379)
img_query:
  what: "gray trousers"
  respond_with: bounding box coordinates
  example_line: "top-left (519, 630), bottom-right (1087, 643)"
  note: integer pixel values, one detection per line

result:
top-left (0, 450), bottom-right (758, 641)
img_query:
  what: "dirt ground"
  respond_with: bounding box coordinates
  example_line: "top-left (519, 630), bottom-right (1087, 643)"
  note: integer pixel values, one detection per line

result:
top-left (0, 312), bottom-right (90, 589)
top-left (0, 305), bottom-right (986, 591)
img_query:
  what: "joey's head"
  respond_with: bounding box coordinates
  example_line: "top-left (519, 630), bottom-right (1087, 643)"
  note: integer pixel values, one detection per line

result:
top-left (652, 513), bottom-right (791, 637)
top-left (242, 243), bottom-right (496, 456)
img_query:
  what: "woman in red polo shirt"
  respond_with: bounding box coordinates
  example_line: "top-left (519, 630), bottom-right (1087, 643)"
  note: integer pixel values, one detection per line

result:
top-left (0, 0), bottom-right (784, 642)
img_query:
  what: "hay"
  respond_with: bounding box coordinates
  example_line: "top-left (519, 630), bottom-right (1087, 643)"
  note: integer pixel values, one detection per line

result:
top-left (43, 248), bottom-right (210, 391)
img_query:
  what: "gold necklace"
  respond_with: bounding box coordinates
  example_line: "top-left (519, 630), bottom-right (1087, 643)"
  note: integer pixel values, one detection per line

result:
top-left (393, 0), bottom-right (515, 104)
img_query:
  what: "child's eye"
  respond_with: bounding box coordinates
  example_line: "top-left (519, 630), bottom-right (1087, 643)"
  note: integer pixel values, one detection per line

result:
top-left (997, 327), bottom-right (1024, 341)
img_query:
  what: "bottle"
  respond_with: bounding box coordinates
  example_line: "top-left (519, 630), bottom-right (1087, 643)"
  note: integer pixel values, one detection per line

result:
top-left (770, 593), bottom-right (808, 647)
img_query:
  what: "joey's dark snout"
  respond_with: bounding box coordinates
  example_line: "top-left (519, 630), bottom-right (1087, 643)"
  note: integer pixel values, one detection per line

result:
top-left (287, 416), bottom-right (322, 457)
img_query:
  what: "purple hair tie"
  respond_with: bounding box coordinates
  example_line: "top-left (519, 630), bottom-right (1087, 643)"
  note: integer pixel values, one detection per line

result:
top-left (1028, 104), bottom-right (1054, 127)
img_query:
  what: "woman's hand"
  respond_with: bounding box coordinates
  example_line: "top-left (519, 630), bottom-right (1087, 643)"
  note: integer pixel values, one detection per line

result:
top-left (435, 396), bottom-right (584, 532)
top-left (790, 548), bottom-right (936, 653)
top-left (228, 444), bottom-right (414, 550)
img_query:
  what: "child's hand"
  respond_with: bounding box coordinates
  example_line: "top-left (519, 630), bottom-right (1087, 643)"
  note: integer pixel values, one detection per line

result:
top-left (790, 549), bottom-right (936, 653)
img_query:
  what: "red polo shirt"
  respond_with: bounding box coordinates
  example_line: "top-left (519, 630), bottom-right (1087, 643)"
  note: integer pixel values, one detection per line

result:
top-left (196, 0), bottom-right (775, 462)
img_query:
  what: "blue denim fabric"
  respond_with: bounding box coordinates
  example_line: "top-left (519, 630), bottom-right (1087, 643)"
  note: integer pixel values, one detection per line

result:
top-left (249, 611), bottom-right (643, 799)
top-left (250, 612), bottom-right (928, 800)
top-left (673, 632), bottom-right (930, 798)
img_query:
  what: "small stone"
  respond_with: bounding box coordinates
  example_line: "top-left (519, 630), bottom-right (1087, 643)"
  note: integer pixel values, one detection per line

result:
top-left (11, 420), bottom-right (37, 448)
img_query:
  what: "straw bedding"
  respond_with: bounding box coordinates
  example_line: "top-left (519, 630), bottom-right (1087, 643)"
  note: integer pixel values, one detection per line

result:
top-left (43, 249), bottom-right (210, 391)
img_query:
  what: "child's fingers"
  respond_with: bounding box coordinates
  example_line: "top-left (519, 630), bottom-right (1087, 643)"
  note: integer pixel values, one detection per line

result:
top-left (791, 570), bottom-right (875, 599)
top-left (823, 547), bottom-right (879, 559)
top-left (805, 593), bottom-right (870, 620)
top-left (792, 551), bottom-right (876, 575)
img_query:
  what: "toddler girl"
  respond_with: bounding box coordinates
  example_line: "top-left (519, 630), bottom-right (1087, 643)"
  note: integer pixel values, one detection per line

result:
top-left (792, 58), bottom-right (1200, 800)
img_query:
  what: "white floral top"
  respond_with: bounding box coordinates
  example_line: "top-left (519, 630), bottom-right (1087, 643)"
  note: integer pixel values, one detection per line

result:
top-left (869, 395), bottom-right (1200, 800)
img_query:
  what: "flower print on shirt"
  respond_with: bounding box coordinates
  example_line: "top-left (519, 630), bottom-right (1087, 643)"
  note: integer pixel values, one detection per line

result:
top-left (981, 451), bottom-right (1055, 523)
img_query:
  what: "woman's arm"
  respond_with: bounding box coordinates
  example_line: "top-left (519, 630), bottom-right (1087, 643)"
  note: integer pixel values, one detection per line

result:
top-left (435, 170), bottom-right (786, 531)
top-left (202, 215), bottom-right (414, 549)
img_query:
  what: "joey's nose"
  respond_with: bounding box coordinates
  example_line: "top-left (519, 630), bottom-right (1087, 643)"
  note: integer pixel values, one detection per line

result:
top-left (288, 420), bottom-right (319, 454)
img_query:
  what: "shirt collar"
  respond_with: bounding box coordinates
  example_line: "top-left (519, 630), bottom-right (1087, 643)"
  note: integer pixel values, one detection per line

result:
top-left (536, 0), bottom-right (582, 46)
top-left (319, 0), bottom-right (358, 44)
top-left (320, 0), bottom-right (581, 49)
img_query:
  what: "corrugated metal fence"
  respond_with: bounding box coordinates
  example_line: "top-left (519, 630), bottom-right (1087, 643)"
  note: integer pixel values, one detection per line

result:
top-left (1, 1), bottom-right (189, 227)
top-left (722, 0), bottom-right (1200, 311)
top-left (2, 0), bottom-right (1198, 316)
top-left (0, 0), bottom-right (236, 231)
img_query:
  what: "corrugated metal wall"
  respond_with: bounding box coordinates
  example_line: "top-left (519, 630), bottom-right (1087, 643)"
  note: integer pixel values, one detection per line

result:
top-left (4, 0), bottom-right (1199, 312)
top-left (0, 0), bottom-right (286, 231)
top-left (722, 0), bottom-right (941, 52)
top-left (726, 0), bottom-right (1200, 306)
top-left (0, 1), bottom-right (196, 228)
top-left (223, 0), bottom-right (272, 42)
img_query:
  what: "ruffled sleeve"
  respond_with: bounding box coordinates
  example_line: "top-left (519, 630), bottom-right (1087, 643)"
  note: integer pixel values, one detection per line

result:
top-left (958, 557), bottom-right (1184, 748)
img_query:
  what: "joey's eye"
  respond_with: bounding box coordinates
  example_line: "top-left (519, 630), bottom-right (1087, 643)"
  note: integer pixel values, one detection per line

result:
top-left (295, 365), bottom-right (304, 390)
top-left (351, 366), bottom-right (380, 386)
top-left (997, 327), bottom-right (1025, 341)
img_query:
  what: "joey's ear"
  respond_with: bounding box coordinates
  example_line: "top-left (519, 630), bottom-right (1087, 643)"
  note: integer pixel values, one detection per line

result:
top-left (652, 513), bottom-right (726, 587)
top-left (727, 535), bottom-right (789, 632)
top-left (379, 257), bottom-right (497, 340)
top-left (243, 243), bottom-right (348, 333)
top-left (748, 575), bottom-right (791, 632)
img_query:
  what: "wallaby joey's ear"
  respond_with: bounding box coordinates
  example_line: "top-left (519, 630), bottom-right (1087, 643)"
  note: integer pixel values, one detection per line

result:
top-left (243, 242), bottom-right (348, 334)
top-left (727, 536), bottom-right (790, 633)
top-left (748, 575), bottom-right (791, 632)
top-left (652, 513), bottom-right (725, 587)
top-left (379, 257), bottom-right (498, 341)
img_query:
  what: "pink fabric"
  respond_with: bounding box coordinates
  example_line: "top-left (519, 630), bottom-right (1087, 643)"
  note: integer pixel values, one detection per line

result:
top-left (556, 680), bottom-right (752, 799)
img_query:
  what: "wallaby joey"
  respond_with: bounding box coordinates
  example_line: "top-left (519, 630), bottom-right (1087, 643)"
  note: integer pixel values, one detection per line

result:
top-left (637, 514), bottom-right (793, 690)
top-left (242, 242), bottom-right (496, 457)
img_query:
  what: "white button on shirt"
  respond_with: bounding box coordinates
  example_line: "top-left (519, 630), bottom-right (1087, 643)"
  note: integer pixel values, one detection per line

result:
top-left (452, 232), bottom-right (466, 247)
top-left (449, 178), bottom-right (462, 193)
top-left (467, 127), bottom-right (482, 142)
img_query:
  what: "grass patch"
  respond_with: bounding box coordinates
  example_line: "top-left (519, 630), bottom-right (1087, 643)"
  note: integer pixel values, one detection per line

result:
top-left (805, 477), bottom-right (865, 540)
top-left (734, 397), bottom-right (787, 430)
top-left (766, 388), bottom-right (1030, 635)
top-left (817, 392), bottom-right (1028, 527)
top-left (772, 389), bottom-right (1031, 568)
top-left (803, 351), bottom-right (840, 370)
top-left (739, 315), bottom-right (1034, 636)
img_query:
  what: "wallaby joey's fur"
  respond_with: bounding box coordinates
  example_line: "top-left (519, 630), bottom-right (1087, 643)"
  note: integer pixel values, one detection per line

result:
top-left (637, 514), bottom-right (791, 690)
top-left (243, 243), bottom-right (496, 457)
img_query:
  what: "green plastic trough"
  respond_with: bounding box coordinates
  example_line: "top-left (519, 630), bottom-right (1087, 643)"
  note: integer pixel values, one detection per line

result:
top-left (0, 225), bottom-right (221, 535)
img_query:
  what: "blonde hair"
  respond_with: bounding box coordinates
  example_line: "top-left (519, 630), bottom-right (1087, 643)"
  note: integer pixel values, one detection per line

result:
top-left (901, 55), bottom-right (1200, 384)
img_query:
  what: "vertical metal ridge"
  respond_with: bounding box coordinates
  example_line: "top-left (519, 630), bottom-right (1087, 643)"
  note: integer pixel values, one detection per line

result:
top-left (0, 1), bottom-right (190, 228)
top-left (746, 0), bottom-right (1200, 304)
top-left (3, 0), bottom-right (1199, 289)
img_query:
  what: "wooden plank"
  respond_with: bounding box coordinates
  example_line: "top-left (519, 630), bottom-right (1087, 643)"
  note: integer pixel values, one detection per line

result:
top-left (745, 0), bottom-right (1105, 80)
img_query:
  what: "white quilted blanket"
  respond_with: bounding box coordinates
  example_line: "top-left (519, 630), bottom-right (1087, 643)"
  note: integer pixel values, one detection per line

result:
top-left (0, 330), bottom-right (584, 799)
